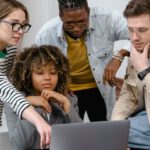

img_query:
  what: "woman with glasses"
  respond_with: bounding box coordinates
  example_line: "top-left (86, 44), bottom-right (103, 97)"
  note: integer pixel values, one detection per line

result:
top-left (0, 0), bottom-right (51, 149)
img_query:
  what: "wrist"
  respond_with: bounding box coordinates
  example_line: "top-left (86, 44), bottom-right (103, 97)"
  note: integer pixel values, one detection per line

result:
top-left (113, 51), bottom-right (124, 62)
top-left (119, 49), bottom-right (130, 57)
top-left (137, 67), bottom-right (150, 80)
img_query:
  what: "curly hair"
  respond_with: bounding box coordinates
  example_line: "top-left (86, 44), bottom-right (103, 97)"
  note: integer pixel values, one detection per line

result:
top-left (10, 45), bottom-right (70, 95)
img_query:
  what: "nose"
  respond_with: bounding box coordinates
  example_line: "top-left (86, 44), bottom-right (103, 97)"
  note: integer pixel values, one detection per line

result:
top-left (130, 31), bottom-right (140, 41)
top-left (43, 73), bottom-right (51, 80)
top-left (72, 26), bottom-right (81, 32)
top-left (17, 27), bottom-right (24, 34)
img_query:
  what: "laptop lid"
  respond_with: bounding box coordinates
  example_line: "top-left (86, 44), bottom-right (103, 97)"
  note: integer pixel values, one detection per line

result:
top-left (50, 120), bottom-right (130, 150)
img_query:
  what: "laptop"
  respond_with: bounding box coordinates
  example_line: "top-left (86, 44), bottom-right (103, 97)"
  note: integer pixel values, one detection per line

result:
top-left (50, 120), bottom-right (130, 150)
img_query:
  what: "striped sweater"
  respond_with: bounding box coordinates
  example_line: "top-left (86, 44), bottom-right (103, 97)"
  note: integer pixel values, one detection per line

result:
top-left (0, 46), bottom-right (30, 125)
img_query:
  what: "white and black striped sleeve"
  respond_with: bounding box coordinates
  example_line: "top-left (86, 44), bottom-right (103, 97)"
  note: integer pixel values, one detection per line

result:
top-left (0, 74), bottom-right (30, 119)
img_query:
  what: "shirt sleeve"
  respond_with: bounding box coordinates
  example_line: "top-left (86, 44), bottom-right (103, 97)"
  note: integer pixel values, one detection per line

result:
top-left (0, 74), bottom-right (30, 119)
top-left (142, 73), bottom-right (150, 123)
top-left (111, 66), bottom-right (137, 120)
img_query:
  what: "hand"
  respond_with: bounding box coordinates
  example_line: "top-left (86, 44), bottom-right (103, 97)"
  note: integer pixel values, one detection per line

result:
top-left (41, 90), bottom-right (71, 113)
top-left (130, 43), bottom-right (150, 72)
top-left (26, 96), bottom-right (52, 113)
top-left (36, 118), bottom-right (51, 149)
top-left (22, 106), bottom-right (51, 149)
top-left (103, 57), bottom-right (122, 86)
top-left (115, 78), bottom-right (124, 100)
top-left (65, 88), bottom-right (74, 96)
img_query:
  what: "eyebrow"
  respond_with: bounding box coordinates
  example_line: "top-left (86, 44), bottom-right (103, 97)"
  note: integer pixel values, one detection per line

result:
top-left (128, 26), bottom-right (148, 29)
top-left (9, 19), bottom-right (27, 24)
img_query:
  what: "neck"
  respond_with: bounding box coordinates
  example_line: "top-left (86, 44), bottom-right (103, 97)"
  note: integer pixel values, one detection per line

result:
top-left (148, 48), bottom-right (150, 58)
top-left (0, 41), bottom-right (8, 51)
top-left (64, 29), bottom-right (86, 40)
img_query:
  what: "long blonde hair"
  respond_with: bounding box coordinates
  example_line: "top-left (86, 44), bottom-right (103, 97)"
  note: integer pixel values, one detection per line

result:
top-left (0, 0), bottom-right (29, 22)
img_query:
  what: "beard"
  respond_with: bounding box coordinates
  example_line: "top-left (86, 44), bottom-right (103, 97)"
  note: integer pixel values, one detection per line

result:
top-left (64, 29), bottom-right (87, 39)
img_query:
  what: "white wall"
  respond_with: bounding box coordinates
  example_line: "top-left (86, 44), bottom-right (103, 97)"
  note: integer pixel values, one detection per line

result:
top-left (18, 0), bottom-right (59, 48)
top-left (88, 0), bottom-right (130, 12)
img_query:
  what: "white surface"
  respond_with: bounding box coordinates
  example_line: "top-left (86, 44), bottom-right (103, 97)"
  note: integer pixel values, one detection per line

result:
top-left (0, 112), bottom-right (8, 132)
top-left (0, 132), bottom-right (11, 150)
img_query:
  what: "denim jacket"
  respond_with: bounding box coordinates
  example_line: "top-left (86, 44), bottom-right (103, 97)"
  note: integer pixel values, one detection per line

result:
top-left (35, 7), bottom-right (129, 119)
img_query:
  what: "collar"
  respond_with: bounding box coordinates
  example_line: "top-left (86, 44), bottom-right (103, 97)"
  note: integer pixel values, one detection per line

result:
top-left (0, 49), bottom-right (7, 58)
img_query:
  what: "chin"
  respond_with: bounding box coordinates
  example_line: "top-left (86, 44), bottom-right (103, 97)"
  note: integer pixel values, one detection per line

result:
top-left (9, 41), bottom-right (19, 46)
top-left (135, 47), bottom-right (144, 53)
top-left (134, 45), bottom-right (143, 51)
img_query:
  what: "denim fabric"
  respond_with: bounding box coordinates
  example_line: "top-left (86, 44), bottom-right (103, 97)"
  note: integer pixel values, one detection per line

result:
top-left (35, 7), bottom-right (129, 120)
top-left (128, 111), bottom-right (150, 149)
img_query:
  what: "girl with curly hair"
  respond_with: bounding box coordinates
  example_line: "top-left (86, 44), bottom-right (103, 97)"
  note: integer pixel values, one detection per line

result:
top-left (5, 44), bottom-right (81, 150)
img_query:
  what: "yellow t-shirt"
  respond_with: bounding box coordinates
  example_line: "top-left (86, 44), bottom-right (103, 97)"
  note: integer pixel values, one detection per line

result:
top-left (66, 34), bottom-right (97, 91)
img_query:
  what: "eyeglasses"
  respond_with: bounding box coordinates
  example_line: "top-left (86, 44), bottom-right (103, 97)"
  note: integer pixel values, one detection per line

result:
top-left (0, 20), bottom-right (31, 33)
top-left (128, 27), bottom-right (150, 37)
top-left (64, 22), bottom-right (87, 31)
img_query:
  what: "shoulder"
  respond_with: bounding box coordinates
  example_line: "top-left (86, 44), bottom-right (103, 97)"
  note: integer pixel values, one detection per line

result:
top-left (37, 16), bottom-right (62, 35)
top-left (90, 7), bottom-right (124, 20)
top-left (6, 46), bottom-right (17, 55)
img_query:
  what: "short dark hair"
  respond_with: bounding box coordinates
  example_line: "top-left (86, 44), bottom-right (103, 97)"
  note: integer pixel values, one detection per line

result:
top-left (124, 0), bottom-right (150, 18)
top-left (58, 0), bottom-right (88, 13)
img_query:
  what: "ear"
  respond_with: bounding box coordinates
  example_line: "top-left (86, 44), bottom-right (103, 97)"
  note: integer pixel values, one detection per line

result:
top-left (59, 10), bottom-right (63, 20)
top-left (87, 7), bottom-right (90, 15)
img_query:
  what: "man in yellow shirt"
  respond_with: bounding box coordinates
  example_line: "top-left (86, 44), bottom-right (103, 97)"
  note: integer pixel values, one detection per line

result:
top-left (36, 0), bottom-right (129, 121)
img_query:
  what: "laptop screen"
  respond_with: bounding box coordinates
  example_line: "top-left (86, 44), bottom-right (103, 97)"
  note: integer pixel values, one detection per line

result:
top-left (50, 120), bottom-right (130, 150)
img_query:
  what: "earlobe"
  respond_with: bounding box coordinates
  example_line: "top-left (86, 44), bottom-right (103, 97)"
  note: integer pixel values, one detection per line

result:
top-left (87, 7), bottom-right (90, 15)
top-left (59, 12), bottom-right (63, 20)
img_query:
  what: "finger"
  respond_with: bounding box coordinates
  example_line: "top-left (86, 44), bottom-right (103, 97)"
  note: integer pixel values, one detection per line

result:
top-left (142, 42), bottom-right (150, 57)
top-left (109, 69), bottom-right (117, 86)
top-left (107, 70), bottom-right (115, 86)
top-left (42, 91), bottom-right (50, 100)
top-left (41, 91), bottom-right (46, 98)
top-left (43, 102), bottom-right (52, 113)
top-left (130, 45), bottom-right (137, 57)
top-left (103, 68), bottom-right (111, 85)
top-left (103, 70), bottom-right (107, 85)
top-left (45, 129), bottom-right (51, 147)
top-left (40, 132), bottom-right (46, 149)
top-left (40, 128), bottom-right (51, 149)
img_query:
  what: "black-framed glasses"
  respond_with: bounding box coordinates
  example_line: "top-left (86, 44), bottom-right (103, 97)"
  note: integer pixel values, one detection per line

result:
top-left (64, 22), bottom-right (87, 31)
top-left (0, 20), bottom-right (31, 33)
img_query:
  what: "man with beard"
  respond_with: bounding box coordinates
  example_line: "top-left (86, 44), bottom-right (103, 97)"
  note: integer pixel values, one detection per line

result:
top-left (36, 0), bottom-right (129, 121)
top-left (111, 0), bottom-right (150, 149)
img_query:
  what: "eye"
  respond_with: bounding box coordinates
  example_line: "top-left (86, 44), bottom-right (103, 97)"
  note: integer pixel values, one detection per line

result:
top-left (34, 70), bottom-right (43, 75)
top-left (138, 29), bottom-right (147, 33)
top-left (50, 69), bottom-right (57, 74)
top-left (66, 24), bottom-right (74, 29)
top-left (128, 28), bottom-right (133, 32)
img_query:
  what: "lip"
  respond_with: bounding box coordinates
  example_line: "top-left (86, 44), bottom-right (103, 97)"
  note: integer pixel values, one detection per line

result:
top-left (42, 83), bottom-right (52, 88)
top-left (133, 42), bottom-right (143, 46)
top-left (73, 32), bottom-right (83, 36)
top-left (13, 37), bottom-right (21, 42)
top-left (133, 44), bottom-right (143, 51)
